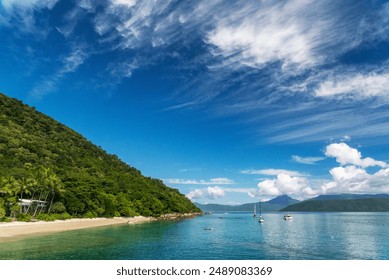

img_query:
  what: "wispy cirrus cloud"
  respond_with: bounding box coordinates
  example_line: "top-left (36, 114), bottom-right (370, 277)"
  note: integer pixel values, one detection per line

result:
top-left (3, 0), bottom-right (389, 144)
top-left (292, 155), bottom-right (325, 165)
top-left (241, 169), bottom-right (305, 177)
top-left (186, 186), bottom-right (257, 201)
top-left (164, 177), bottom-right (234, 185)
top-left (30, 46), bottom-right (88, 98)
top-left (0, 0), bottom-right (58, 33)
top-left (315, 72), bottom-right (389, 99)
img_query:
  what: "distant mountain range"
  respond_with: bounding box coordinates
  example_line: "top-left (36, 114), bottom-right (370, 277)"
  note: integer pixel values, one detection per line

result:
top-left (195, 194), bottom-right (389, 212)
top-left (195, 195), bottom-right (300, 212)
top-left (282, 194), bottom-right (389, 212)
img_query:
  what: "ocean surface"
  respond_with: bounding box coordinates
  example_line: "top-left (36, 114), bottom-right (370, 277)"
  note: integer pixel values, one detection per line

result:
top-left (1, 212), bottom-right (389, 260)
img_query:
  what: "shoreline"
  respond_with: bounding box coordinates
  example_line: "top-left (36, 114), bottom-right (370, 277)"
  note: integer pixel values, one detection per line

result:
top-left (0, 216), bottom-right (152, 243)
top-left (0, 213), bottom-right (201, 243)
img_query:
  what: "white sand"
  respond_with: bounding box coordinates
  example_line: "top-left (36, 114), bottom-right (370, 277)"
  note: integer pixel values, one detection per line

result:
top-left (0, 216), bottom-right (152, 242)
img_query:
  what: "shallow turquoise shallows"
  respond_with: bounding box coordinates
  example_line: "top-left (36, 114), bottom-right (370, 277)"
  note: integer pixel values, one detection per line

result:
top-left (1, 212), bottom-right (389, 260)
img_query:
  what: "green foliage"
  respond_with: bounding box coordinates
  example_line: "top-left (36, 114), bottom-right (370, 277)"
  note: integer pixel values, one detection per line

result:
top-left (16, 213), bottom-right (31, 222)
top-left (0, 198), bottom-right (6, 218)
top-left (83, 211), bottom-right (98, 219)
top-left (35, 213), bottom-right (71, 221)
top-left (36, 213), bottom-right (55, 221)
top-left (281, 198), bottom-right (389, 212)
top-left (50, 202), bottom-right (66, 214)
top-left (0, 216), bottom-right (12, 222)
top-left (0, 92), bottom-right (200, 219)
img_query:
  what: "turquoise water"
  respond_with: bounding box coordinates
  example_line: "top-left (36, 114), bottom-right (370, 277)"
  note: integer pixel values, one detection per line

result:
top-left (1, 212), bottom-right (389, 260)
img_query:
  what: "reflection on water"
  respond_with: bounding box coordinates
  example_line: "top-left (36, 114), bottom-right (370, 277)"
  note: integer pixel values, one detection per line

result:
top-left (0, 212), bottom-right (388, 260)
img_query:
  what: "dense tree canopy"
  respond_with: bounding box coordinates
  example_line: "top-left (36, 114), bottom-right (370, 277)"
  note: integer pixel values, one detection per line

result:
top-left (0, 93), bottom-right (200, 219)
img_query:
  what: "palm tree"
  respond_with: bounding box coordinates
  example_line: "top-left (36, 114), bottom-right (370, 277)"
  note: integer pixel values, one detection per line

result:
top-left (33, 167), bottom-right (64, 216)
top-left (24, 177), bottom-right (38, 214)
top-left (15, 177), bottom-right (36, 214)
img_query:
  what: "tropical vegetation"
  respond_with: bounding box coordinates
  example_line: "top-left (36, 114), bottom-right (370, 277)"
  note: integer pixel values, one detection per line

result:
top-left (0, 92), bottom-right (200, 221)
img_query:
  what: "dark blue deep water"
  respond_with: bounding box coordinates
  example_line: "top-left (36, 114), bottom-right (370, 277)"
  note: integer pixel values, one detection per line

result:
top-left (1, 212), bottom-right (389, 260)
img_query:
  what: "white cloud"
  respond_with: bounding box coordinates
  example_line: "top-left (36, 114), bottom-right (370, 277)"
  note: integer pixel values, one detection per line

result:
top-left (165, 177), bottom-right (234, 185)
top-left (257, 173), bottom-right (315, 199)
top-left (205, 0), bottom-right (363, 73)
top-left (186, 186), bottom-right (225, 200)
top-left (186, 186), bottom-right (258, 201)
top-left (315, 73), bottom-right (389, 99)
top-left (241, 169), bottom-right (304, 177)
top-left (0, 0), bottom-right (58, 32)
top-left (320, 166), bottom-right (389, 194)
top-left (207, 0), bottom-right (318, 71)
top-left (341, 135), bottom-right (351, 142)
top-left (30, 46), bottom-right (88, 98)
top-left (292, 155), bottom-right (325, 165)
top-left (1, 0), bottom-right (58, 10)
top-left (325, 143), bottom-right (387, 168)
top-left (318, 143), bottom-right (389, 194)
top-left (111, 0), bottom-right (137, 8)
top-left (252, 143), bottom-right (389, 199)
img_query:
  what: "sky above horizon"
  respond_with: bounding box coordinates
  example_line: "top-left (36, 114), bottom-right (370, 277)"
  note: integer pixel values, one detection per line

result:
top-left (1, 0), bottom-right (389, 205)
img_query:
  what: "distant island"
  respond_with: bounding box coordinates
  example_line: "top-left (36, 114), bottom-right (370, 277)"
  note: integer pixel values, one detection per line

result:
top-left (281, 194), bottom-right (389, 212)
top-left (0, 92), bottom-right (200, 222)
top-left (195, 194), bottom-right (389, 212)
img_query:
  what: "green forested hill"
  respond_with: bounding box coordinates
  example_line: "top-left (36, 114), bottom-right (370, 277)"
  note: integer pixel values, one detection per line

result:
top-left (0, 93), bottom-right (200, 219)
top-left (281, 198), bottom-right (389, 212)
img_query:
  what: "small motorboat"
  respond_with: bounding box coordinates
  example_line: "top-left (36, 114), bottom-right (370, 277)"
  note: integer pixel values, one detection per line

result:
top-left (283, 213), bottom-right (293, 221)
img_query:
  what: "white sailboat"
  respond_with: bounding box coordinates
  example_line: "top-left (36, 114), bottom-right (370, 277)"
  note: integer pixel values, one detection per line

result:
top-left (258, 201), bottom-right (264, 223)
top-left (253, 203), bottom-right (257, 217)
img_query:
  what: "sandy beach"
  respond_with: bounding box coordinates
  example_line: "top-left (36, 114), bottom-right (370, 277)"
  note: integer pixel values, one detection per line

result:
top-left (0, 216), bottom-right (152, 242)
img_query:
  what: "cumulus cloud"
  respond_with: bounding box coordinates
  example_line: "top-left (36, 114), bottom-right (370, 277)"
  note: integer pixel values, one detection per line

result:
top-left (252, 143), bottom-right (389, 199)
top-left (321, 166), bottom-right (389, 194)
top-left (186, 186), bottom-right (225, 200)
top-left (257, 173), bottom-right (316, 199)
top-left (325, 143), bottom-right (387, 168)
top-left (318, 143), bottom-right (389, 194)
top-left (165, 177), bottom-right (234, 185)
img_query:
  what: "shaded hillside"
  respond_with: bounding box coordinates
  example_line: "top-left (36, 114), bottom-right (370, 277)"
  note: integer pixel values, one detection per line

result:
top-left (281, 198), bottom-right (389, 212)
top-left (195, 195), bottom-right (300, 212)
top-left (309, 194), bottom-right (389, 200)
top-left (0, 92), bottom-right (200, 219)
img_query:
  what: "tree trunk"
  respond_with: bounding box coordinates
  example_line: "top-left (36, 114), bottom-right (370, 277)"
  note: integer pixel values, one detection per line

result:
top-left (39, 191), bottom-right (50, 215)
top-left (25, 190), bottom-right (36, 214)
top-left (47, 190), bottom-right (55, 214)
top-left (33, 190), bottom-right (43, 217)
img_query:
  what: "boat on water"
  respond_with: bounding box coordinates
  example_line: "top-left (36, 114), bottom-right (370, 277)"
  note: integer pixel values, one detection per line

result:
top-left (253, 204), bottom-right (257, 217)
top-left (283, 213), bottom-right (293, 221)
top-left (258, 201), bottom-right (264, 223)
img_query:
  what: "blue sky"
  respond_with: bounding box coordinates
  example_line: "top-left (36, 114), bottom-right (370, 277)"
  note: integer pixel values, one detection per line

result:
top-left (1, 0), bottom-right (389, 205)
